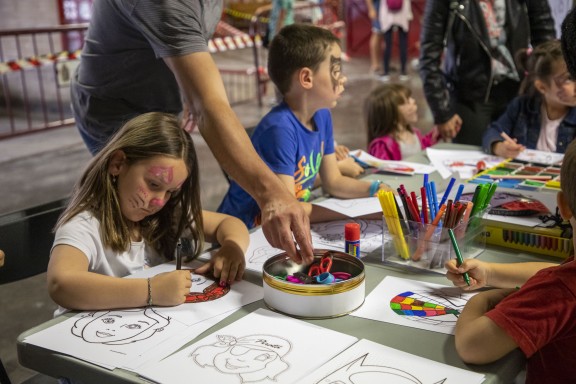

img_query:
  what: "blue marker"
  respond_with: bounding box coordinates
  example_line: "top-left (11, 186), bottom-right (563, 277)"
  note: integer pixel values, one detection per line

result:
top-left (439, 177), bottom-right (456, 208)
top-left (430, 181), bottom-right (439, 213)
top-left (425, 182), bottom-right (435, 219)
top-left (454, 183), bottom-right (465, 203)
top-left (423, 173), bottom-right (429, 188)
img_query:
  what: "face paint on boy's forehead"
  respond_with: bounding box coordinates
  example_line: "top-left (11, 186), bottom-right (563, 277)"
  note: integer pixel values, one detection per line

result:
top-left (148, 166), bottom-right (173, 184)
top-left (330, 56), bottom-right (343, 91)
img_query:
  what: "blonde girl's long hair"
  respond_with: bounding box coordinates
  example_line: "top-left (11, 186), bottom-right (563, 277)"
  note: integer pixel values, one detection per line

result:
top-left (55, 112), bottom-right (204, 260)
top-left (364, 83), bottom-right (413, 145)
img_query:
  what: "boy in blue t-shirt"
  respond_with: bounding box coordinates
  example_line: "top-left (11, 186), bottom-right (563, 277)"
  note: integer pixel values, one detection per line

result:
top-left (218, 24), bottom-right (392, 228)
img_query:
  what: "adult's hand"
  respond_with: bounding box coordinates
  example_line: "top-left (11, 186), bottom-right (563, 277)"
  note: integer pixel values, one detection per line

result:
top-left (260, 194), bottom-right (314, 265)
top-left (0, 249), bottom-right (4, 267)
top-left (436, 114), bottom-right (462, 141)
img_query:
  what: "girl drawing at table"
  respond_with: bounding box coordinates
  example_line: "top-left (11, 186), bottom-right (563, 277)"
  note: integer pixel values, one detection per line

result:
top-left (482, 39), bottom-right (576, 158)
top-left (365, 83), bottom-right (440, 161)
top-left (47, 112), bottom-right (248, 315)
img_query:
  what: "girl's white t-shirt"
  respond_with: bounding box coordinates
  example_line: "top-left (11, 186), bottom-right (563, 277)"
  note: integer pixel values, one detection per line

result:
top-left (537, 105), bottom-right (563, 152)
top-left (52, 211), bottom-right (165, 316)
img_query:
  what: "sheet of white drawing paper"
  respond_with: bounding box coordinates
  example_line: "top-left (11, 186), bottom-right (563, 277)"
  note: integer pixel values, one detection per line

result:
top-left (137, 308), bottom-right (358, 384)
top-left (426, 148), bottom-right (504, 179)
top-left (122, 310), bottom-right (234, 371)
top-left (298, 338), bottom-right (485, 384)
top-left (312, 196), bottom-right (382, 217)
top-left (241, 227), bottom-right (285, 272)
top-left (128, 265), bottom-right (263, 326)
top-left (310, 219), bottom-right (388, 255)
top-left (24, 307), bottom-right (190, 369)
top-left (351, 276), bottom-right (478, 335)
top-left (351, 149), bottom-right (437, 175)
top-left (514, 148), bottom-right (564, 164)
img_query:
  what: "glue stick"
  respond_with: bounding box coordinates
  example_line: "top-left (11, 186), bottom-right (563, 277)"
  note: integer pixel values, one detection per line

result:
top-left (345, 222), bottom-right (361, 258)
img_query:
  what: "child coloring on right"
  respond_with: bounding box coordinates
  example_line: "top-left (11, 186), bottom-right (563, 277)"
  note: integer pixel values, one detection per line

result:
top-left (366, 83), bottom-right (440, 161)
top-left (444, 139), bottom-right (576, 383)
top-left (482, 39), bottom-right (576, 158)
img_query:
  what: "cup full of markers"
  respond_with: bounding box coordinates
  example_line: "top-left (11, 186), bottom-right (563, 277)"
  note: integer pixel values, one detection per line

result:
top-left (262, 249), bottom-right (365, 319)
top-left (378, 177), bottom-right (494, 271)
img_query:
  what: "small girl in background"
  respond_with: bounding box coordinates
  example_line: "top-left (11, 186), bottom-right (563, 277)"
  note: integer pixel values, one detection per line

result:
top-left (47, 112), bottom-right (248, 314)
top-left (483, 39), bottom-right (576, 158)
top-left (365, 83), bottom-right (439, 160)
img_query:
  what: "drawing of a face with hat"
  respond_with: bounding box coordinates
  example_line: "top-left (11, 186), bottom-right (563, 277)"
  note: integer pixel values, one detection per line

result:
top-left (190, 334), bottom-right (292, 383)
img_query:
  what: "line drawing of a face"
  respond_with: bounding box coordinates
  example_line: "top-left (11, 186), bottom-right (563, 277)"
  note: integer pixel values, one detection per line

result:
top-left (190, 334), bottom-right (291, 383)
top-left (72, 308), bottom-right (170, 345)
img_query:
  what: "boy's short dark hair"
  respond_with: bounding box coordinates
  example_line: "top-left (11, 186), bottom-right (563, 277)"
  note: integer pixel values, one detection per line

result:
top-left (561, 140), bottom-right (576, 216)
top-left (268, 23), bottom-right (340, 95)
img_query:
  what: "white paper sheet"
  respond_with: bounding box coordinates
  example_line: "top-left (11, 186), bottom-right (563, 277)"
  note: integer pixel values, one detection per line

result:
top-left (312, 196), bottom-right (383, 217)
top-left (426, 148), bottom-right (504, 179)
top-left (514, 148), bottom-right (564, 165)
top-left (350, 149), bottom-right (437, 175)
top-left (121, 310), bottom-right (234, 371)
top-left (298, 338), bottom-right (485, 384)
top-left (309, 219), bottom-right (388, 255)
top-left (24, 307), bottom-right (191, 369)
top-left (351, 276), bottom-right (478, 335)
top-left (137, 308), bottom-right (358, 384)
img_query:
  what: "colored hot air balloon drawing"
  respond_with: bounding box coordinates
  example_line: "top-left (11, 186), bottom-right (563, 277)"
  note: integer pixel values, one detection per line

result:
top-left (389, 289), bottom-right (467, 327)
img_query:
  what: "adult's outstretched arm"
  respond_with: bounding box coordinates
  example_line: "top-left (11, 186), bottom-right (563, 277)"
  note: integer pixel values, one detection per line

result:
top-left (164, 52), bottom-right (313, 264)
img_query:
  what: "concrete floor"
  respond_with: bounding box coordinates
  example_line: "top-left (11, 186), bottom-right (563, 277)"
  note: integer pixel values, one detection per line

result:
top-left (0, 28), bottom-right (433, 384)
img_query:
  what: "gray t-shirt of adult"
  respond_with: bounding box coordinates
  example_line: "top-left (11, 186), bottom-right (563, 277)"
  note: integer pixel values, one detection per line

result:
top-left (71, 0), bottom-right (221, 147)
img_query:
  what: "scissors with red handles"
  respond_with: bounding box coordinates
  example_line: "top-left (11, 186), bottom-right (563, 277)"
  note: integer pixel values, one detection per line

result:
top-left (307, 253), bottom-right (333, 277)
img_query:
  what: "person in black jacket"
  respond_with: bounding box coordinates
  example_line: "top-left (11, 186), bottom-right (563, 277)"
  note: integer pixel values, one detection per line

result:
top-left (419, 0), bottom-right (555, 145)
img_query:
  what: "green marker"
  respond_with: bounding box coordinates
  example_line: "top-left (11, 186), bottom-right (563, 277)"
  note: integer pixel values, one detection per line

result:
top-left (482, 183), bottom-right (498, 211)
top-left (448, 229), bottom-right (470, 286)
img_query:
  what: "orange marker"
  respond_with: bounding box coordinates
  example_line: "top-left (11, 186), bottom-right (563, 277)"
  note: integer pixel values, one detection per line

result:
top-left (412, 204), bottom-right (446, 261)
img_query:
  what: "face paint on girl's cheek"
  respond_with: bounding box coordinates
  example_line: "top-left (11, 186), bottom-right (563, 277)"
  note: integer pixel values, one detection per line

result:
top-left (330, 56), bottom-right (343, 92)
top-left (129, 187), bottom-right (148, 209)
top-left (149, 198), bottom-right (166, 208)
top-left (148, 166), bottom-right (173, 184)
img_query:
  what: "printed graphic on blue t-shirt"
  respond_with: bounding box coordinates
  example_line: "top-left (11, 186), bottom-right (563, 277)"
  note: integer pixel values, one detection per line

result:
top-left (217, 102), bottom-right (335, 228)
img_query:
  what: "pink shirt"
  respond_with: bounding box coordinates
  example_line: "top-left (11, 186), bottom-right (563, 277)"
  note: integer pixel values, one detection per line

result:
top-left (368, 127), bottom-right (438, 160)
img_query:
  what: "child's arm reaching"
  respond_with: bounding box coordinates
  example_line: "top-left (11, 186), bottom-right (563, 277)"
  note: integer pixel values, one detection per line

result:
top-left (319, 153), bottom-right (393, 198)
top-left (445, 258), bottom-right (557, 291)
top-left (47, 245), bottom-right (192, 310)
top-left (196, 211), bottom-right (248, 284)
top-left (455, 288), bottom-right (519, 364)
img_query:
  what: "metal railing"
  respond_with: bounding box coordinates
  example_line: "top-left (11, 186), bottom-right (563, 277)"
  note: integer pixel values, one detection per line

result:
top-left (0, 24), bottom-right (88, 139)
top-left (0, 21), bottom-right (264, 140)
